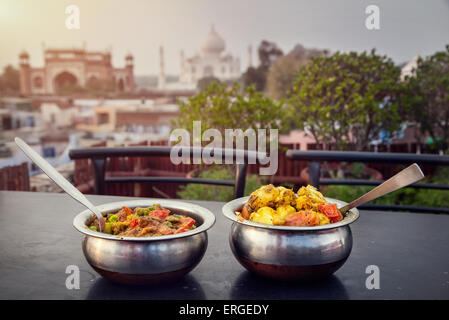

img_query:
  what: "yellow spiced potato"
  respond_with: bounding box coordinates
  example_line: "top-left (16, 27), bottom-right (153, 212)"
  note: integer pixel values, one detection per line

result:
top-left (246, 184), bottom-right (279, 213)
top-left (272, 214), bottom-right (284, 226)
top-left (240, 184), bottom-right (344, 227)
top-left (275, 186), bottom-right (296, 207)
top-left (295, 185), bottom-right (327, 211)
top-left (249, 206), bottom-right (276, 225)
top-left (276, 205), bottom-right (296, 220)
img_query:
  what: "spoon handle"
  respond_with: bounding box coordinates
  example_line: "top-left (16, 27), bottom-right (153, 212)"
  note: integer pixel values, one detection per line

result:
top-left (15, 137), bottom-right (104, 229)
top-left (339, 163), bottom-right (425, 214)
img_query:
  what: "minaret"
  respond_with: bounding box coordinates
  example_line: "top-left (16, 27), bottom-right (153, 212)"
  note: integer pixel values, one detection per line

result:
top-left (158, 46), bottom-right (165, 90)
top-left (125, 53), bottom-right (135, 92)
top-left (247, 45), bottom-right (253, 69)
top-left (19, 51), bottom-right (31, 95)
top-left (180, 50), bottom-right (185, 82)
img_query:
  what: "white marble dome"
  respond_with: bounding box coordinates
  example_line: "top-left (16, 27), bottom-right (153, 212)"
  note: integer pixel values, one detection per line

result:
top-left (201, 26), bottom-right (225, 55)
top-left (180, 25), bottom-right (241, 86)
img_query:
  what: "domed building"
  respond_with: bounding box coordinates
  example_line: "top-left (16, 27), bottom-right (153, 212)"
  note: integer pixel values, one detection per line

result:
top-left (179, 26), bottom-right (241, 86)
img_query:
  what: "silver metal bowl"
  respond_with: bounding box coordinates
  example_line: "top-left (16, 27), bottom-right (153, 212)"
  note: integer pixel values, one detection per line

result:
top-left (73, 199), bottom-right (215, 285)
top-left (222, 197), bottom-right (359, 280)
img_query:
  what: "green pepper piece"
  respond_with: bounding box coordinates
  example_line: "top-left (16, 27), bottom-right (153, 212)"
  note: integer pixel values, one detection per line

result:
top-left (109, 214), bottom-right (119, 223)
top-left (89, 226), bottom-right (97, 231)
top-left (104, 223), bottom-right (112, 234)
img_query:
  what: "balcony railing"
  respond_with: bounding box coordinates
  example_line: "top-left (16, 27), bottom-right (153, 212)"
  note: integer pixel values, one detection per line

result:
top-left (69, 146), bottom-right (268, 199)
top-left (286, 150), bottom-right (449, 214)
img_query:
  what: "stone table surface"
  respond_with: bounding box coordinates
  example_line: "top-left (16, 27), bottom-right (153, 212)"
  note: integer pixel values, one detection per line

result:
top-left (0, 191), bottom-right (448, 299)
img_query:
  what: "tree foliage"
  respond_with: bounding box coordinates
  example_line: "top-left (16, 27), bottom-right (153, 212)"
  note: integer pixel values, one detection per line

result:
top-left (266, 44), bottom-right (327, 99)
top-left (288, 50), bottom-right (402, 151)
top-left (197, 76), bottom-right (220, 91)
top-left (241, 66), bottom-right (266, 92)
top-left (400, 45), bottom-right (449, 152)
top-left (241, 40), bottom-right (283, 92)
top-left (175, 82), bottom-right (288, 138)
top-left (258, 40), bottom-right (283, 71)
top-left (177, 166), bottom-right (264, 201)
top-left (324, 166), bottom-right (449, 208)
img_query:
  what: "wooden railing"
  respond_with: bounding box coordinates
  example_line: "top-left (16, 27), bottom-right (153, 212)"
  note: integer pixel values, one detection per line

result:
top-left (72, 141), bottom-right (308, 198)
top-left (0, 163), bottom-right (30, 191)
top-left (70, 146), bottom-right (271, 199)
top-left (286, 150), bottom-right (449, 214)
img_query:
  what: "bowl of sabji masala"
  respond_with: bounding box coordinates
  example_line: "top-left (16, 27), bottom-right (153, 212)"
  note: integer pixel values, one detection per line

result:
top-left (73, 199), bottom-right (215, 285)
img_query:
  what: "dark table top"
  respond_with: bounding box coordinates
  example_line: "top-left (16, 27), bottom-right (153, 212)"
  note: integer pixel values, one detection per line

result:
top-left (0, 191), bottom-right (448, 300)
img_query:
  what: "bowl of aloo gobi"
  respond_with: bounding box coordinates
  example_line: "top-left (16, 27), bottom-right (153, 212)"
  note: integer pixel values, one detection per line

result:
top-left (73, 199), bottom-right (215, 285)
top-left (222, 184), bottom-right (359, 280)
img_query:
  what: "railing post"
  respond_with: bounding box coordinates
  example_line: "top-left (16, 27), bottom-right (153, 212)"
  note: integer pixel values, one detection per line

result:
top-left (309, 161), bottom-right (321, 189)
top-left (92, 157), bottom-right (106, 195)
top-left (234, 163), bottom-right (247, 199)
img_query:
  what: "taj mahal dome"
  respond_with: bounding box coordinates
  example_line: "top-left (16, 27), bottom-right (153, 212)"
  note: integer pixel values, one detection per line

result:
top-left (177, 26), bottom-right (241, 87)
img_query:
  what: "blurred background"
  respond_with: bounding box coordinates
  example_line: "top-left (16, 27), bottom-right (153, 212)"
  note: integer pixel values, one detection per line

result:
top-left (0, 0), bottom-right (448, 210)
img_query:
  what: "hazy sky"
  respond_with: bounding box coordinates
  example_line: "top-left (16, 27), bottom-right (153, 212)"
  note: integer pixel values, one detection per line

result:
top-left (1, 0), bottom-right (448, 75)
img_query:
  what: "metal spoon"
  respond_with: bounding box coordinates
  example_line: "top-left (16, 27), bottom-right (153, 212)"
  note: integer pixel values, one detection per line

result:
top-left (339, 163), bottom-right (425, 215)
top-left (15, 137), bottom-right (105, 231)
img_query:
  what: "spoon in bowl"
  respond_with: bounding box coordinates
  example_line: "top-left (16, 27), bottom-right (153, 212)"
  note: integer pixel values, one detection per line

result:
top-left (15, 137), bottom-right (105, 231)
top-left (339, 163), bottom-right (425, 215)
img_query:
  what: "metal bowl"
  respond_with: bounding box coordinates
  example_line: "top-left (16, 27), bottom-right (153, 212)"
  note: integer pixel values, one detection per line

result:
top-left (73, 199), bottom-right (215, 285)
top-left (222, 197), bottom-right (359, 281)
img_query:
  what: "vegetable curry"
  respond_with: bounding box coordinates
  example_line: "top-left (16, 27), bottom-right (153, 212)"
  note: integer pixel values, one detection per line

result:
top-left (87, 204), bottom-right (196, 237)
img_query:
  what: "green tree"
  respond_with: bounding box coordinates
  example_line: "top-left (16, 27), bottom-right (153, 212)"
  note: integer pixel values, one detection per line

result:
top-left (197, 76), bottom-right (220, 91)
top-left (177, 166), bottom-right (264, 202)
top-left (324, 166), bottom-right (449, 209)
top-left (175, 82), bottom-right (288, 139)
top-left (241, 40), bottom-right (283, 92)
top-left (400, 45), bottom-right (449, 153)
top-left (288, 50), bottom-right (402, 151)
top-left (258, 40), bottom-right (283, 70)
top-left (241, 66), bottom-right (266, 91)
top-left (266, 44), bottom-right (327, 99)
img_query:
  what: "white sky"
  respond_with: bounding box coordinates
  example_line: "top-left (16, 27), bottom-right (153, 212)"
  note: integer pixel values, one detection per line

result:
top-left (0, 0), bottom-right (448, 75)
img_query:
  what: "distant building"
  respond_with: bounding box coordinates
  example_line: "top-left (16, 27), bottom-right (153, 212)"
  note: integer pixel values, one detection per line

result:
top-left (19, 47), bottom-right (135, 95)
top-left (39, 102), bottom-right (78, 128)
top-left (179, 26), bottom-right (241, 86)
top-left (400, 55), bottom-right (419, 81)
top-left (76, 102), bottom-right (178, 137)
top-left (0, 97), bottom-right (41, 130)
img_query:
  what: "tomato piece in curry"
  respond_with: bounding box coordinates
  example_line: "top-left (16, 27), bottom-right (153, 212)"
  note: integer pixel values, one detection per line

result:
top-left (87, 204), bottom-right (196, 237)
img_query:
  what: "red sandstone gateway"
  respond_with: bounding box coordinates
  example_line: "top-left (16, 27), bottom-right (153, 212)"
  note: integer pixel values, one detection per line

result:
top-left (19, 47), bottom-right (135, 95)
